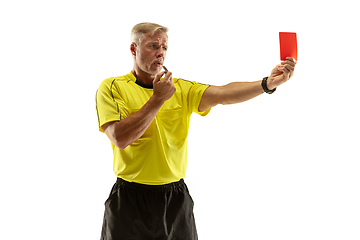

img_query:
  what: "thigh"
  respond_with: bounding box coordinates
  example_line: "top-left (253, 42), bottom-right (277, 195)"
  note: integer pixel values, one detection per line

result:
top-left (154, 183), bottom-right (198, 240)
top-left (101, 184), bottom-right (152, 240)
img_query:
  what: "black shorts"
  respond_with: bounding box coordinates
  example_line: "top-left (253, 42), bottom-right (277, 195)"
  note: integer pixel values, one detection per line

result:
top-left (101, 178), bottom-right (198, 240)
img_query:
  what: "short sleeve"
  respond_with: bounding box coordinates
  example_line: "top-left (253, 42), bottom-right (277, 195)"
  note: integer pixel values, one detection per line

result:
top-left (95, 78), bottom-right (128, 132)
top-left (188, 82), bottom-right (211, 116)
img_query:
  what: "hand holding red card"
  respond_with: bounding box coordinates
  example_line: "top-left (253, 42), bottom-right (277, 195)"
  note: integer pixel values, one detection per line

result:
top-left (279, 32), bottom-right (297, 61)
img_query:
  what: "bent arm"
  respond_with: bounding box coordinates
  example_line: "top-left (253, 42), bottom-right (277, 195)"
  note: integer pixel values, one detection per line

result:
top-left (102, 71), bottom-right (175, 149)
top-left (198, 81), bottom-right (263, 112)
top-left (102, 95), bottom-right (164, 149)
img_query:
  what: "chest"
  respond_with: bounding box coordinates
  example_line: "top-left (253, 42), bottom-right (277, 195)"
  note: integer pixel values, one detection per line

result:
top-left (121, 85), bottom-right (185, 113)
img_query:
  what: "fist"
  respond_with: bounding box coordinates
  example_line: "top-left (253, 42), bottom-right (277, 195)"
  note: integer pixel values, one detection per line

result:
top-left (267, 57), bottom-right (297, 90)
top-left (153, 71), bottom-right (176, 102)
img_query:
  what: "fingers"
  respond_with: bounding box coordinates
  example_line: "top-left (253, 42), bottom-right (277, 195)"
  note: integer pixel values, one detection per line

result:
top-left (279, 64), bottom-right (292, 73)
top-left (280, 58), bottom-right (296, 78)
top-left (154, 70), bottom-right (170, 83)
top-left (164, 71), bottom-right (172, 81)
top-left (269, 58), bottom-right (297, 87)
top-left (160, 71), bottom-right (172, 82)
top-left (152, 70), bottom-right (175, 102)
top-left (153, 71), bottom-right (172, 84)
top-left (154, 71), bottom-right (166, 82)
top-left (282, 58), bottom-right (296, 67)
top-left (286, 57), bottom-right (297, 63)
top-left (279, 65), bottom-right (292, 80)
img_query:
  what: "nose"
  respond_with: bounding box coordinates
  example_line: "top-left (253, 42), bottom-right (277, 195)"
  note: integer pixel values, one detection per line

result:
top-left (156, 48), bottom-right (165, 59)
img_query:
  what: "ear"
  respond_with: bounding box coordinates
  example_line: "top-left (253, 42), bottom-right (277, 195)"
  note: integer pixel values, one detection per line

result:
top-left (130, 43), bottom-right (137, 56)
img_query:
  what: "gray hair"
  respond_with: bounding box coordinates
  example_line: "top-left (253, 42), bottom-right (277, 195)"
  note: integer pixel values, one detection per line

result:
top-left (131, 22), bottom-right (168, 46)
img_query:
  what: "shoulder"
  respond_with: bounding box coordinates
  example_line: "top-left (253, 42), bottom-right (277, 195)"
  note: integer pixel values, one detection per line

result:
top-left (175, 78), bottom-right (210, 87)
top-left (175, 78), bottom-right (197, 85)
top-left (99, 76), bottom-right (125, 88)
top-left (174, 78), bottom-right (199, 91)
top-left (98, 73), bottom-right (132, 92)
top-left (174, 78), bottom-right (210, 94)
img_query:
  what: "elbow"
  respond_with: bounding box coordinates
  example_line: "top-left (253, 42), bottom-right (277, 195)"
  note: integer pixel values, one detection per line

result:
top-left (114, 141), bottom-right (128, 150)
top-left (109, 128), bottom-right (130, 149)
top-left (103, 121), bottom-right (131, 149)
top-left (112, 134), bottom-right (130, 150)
top-left (104, 121), bottom-right (139, 149)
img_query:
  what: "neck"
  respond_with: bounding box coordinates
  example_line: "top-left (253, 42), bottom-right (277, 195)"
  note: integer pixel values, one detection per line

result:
top-left (132, 66), bottom-right (155, 85)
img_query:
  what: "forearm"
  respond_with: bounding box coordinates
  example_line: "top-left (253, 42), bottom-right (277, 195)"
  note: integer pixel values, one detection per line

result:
top-left (106, 95), bottom-right (164, 149)
top-left (219, 80), bottom-right (263, 105)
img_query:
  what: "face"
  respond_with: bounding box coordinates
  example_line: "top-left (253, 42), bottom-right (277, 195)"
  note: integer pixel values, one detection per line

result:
top-left (132, 31), bottom-right (168, 75)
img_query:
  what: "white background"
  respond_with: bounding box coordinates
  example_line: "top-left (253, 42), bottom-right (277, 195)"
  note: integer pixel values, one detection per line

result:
top-left (1, 0), bottom-right (359, 239)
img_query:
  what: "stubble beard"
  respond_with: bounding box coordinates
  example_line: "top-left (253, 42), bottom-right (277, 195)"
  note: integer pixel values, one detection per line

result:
top-left (146, 58), bottom-right (164, 75)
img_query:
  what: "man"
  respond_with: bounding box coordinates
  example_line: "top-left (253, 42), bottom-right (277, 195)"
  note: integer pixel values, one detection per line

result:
top-left (96, 22), bottom-right (296, 240)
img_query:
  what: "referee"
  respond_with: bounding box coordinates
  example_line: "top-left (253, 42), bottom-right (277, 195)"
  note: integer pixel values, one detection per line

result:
top-left (95, 22), bottom-right (296, 240)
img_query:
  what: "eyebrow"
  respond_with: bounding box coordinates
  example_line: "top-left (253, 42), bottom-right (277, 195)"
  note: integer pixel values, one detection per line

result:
top-left (148, 41), bottom-right (168, 47)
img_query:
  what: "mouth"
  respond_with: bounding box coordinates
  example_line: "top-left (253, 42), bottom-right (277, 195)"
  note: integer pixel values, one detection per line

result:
top-left (146, 59), bottom-right (164, 73)
top-left (152, 58), bottom-right (164, 67)
top-left (153, 62), bottom-right (163, 68)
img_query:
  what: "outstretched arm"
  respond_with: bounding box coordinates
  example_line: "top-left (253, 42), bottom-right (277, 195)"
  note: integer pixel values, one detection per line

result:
top-left (198, 57), bottom-right (297, 112)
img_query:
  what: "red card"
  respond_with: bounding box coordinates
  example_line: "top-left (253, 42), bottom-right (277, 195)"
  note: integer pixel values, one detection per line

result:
top-left (279, 32), bottom-right (297, 61)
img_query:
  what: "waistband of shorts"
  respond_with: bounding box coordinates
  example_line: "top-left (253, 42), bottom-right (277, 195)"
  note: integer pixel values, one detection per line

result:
top-left (116, 178), bottom-right (185, 192)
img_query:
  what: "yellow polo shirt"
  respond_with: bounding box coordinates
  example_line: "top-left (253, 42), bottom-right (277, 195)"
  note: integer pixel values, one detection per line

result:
top-left (96, 71), bottom-right (210, 185)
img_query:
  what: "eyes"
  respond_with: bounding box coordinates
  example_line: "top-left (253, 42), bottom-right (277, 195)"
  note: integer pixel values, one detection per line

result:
top-left (149, 43), bottom-right (167, 51)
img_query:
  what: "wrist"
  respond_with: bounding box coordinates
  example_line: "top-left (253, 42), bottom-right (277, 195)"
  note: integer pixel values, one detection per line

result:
top-left (266, 77), bottom-right (276, 90)
top-left (262, 77), bottom-right (276, 94)
top-left (149, 94), bottom-right (166, 107)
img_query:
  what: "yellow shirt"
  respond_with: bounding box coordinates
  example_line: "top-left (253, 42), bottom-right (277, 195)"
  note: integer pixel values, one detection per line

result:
top-left (96, 71), bottom-right (211, 185)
